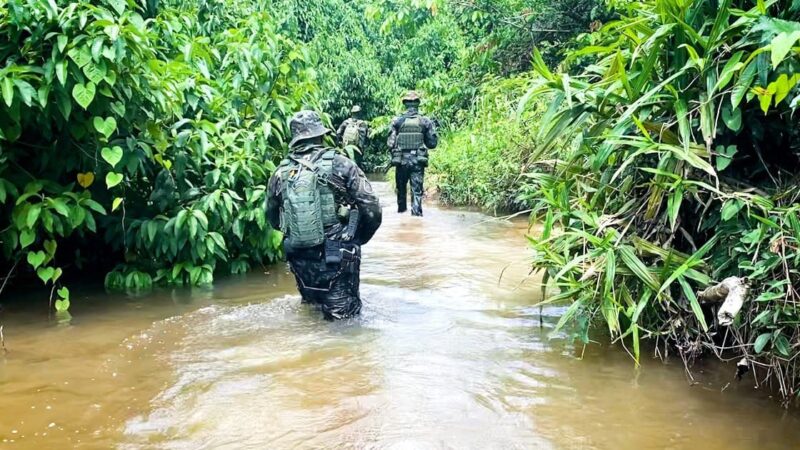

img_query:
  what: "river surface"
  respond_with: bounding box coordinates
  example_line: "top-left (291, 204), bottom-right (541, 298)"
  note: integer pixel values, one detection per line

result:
top-left (1, 182), bottom-right (799, 449)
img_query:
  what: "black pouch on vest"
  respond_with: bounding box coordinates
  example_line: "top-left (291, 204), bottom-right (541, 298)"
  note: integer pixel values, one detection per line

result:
top-left (416, 148), bottom-right (429, 167)
top-left (324, 239), bottom-right (343, 265)
top-left (391, 149), bottom-right (402, 166)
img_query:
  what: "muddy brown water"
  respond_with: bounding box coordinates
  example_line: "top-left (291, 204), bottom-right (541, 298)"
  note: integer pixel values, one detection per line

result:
top-left (1, 182), bottom-right (799, 449)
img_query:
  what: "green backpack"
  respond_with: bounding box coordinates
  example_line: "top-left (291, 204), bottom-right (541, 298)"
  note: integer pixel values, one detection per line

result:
top-left (342, 121), bottom-right (361, 147)
top-left (279, 149), bottom-right (338, 248)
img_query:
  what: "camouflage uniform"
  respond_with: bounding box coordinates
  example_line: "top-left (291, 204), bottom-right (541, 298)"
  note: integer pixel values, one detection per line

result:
top-left (267, 111), bottom-right (382, 320)
top-left (387, 92), bottom-right (438, 216)
top-left (336, 106), bottom-right (369, 167)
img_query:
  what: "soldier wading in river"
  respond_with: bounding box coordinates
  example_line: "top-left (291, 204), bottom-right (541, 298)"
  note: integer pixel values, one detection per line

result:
top-left (336, 105), bottom-right (370, 168)
top-left (387, 91), bottom-right (438, 216)
top-left (267, 110), bottom-right (382, 320)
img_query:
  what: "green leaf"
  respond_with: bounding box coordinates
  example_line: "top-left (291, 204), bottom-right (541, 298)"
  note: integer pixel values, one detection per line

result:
top-left (668, 184), bottom-right (683, 231)
top-left (13, 80), bottom-right (36, 106)
top-left (754, 332), bottom-right (772, 353)
top-left (101, 146), bottom-right (123, 167)
top-left (55, 60), bottom-right (68, 85)
top-left (26, 203), bottom-right (42, 228)
top-left (715, 145), bottom-right (737, 171)
top-left (83, 61), bottom-right (107, 85)
top-left (108, 0), bottom-right (126, 15)
top-left (112, 197), bottom-right (123, 212)
top-left (2, 77), bottom-right (14, 107)
top-left (618, 246), bottom-right (659, 291)
top-left (44, 239), bottom-right (57, 255)
top-left (54, 298), bottom-right (71, 312)
top-left (771, 31), bottom-right (800, 69)
top-left (93, 117), bottom-right (117, 139)
top-left (774, 334), bottom-right (791, 357)
top-left (36, 266), bottom-right (55, 284)
top-left (721, 199), bottom-right (744, 221)
top-left (57, 286), bottom-right (70, 301)
top-left (713, 52), bottom-right (743, 93)
top-left (67, 46), bottom-right (91, 68)
top-left (679, 276), bottom-right (708, 332)
top-left (20, 229), bottom-right (35, 249)
top-left (72, 82), bottom-right (96, 109)
top-left (722, 107), bottom-right (742, 133)
top-left (732, 61), bottom-right (757, 109)
top-left (27, 251), bottom-right (46, 270)
top-left (106, 172), bottom-right (124, 188)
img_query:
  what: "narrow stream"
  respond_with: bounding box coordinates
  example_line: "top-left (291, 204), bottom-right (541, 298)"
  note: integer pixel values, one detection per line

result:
top-left (1, 182), bottom-right (798, 449)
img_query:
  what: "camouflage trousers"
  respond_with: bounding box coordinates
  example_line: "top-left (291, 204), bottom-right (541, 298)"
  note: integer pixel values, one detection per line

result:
top-left (287, 242), bottom-right (362, 320)
top-left (395, 164), bottom-right (425, 216)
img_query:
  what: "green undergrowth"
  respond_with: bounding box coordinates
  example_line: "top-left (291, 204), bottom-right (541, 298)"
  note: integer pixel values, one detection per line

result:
top-left (429, 75), bottom-right (542, 213)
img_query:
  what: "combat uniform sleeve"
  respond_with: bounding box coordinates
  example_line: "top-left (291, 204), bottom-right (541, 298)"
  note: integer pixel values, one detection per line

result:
top-left (336, 120), bottom-right (349, 145)
top-left (360, 121), bottom-right (369, 148)
top-left (422, 116), bottom-right (438, 149)
top-left (387, 117), bottom-right (400, 150)
top-left (334, 156), bottom-right (382, 245)
top-left (266, 170), bottom-right (283, 231)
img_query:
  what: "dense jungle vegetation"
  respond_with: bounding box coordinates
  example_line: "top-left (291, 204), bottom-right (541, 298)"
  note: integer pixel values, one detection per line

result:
top-left (3, 0), bottom-right (800, 404)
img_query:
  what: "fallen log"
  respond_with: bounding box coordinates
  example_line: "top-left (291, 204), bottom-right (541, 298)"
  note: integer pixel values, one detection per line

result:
top-left (697, 276), bottom-right (749, 326)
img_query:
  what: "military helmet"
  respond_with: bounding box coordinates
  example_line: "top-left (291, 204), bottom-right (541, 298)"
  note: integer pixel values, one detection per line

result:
top-left (351, 105), bottom-right (362, 114)
top-left (402, 91), bottom-right (421, 104)
top-left (289, 110), bottom-right (330, 147)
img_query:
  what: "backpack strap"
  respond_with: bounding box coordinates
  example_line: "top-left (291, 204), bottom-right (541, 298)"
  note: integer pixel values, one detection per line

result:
top-left (288, 148), bottom-right (336, 187)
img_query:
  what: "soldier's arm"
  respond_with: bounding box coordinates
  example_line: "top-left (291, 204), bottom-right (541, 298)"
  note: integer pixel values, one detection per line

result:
top-left (266, 171), bottom-right (283, 231)
top-left (387, 117), bottom-right (400, 150)
top-left (335, 120), bottom-right (348, 145)
top-left (422, 117), bottom-right (438, 149)
top-left (335, 156), bottom-right (382, 245)
top-left (361, 121), bottom-right (369, 146)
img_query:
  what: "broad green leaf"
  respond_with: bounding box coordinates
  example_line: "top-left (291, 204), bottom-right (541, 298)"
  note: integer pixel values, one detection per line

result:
top-left (112, 197), bottom-right (123, 212)
top-left (37, 266), bottom-right (55, 284)
top-left (713, 52), bottom-right (743, 93)
top-left (101, 146), bottom-right (123, 167)
top-left (108, 0), bottom-right (126, 15)
top-left (67, 46), bottom-right (91, 68)
top-left (715, 145), bottom-right (737, 171)
top-left (754, 332), bottom-right (772, 353)
top-left (774, 334), bottom-right (791, 357)
top-left (72, 82), bottom-right (96, 109)
top-left (83, 62), bottom-right (107, 84)
top-left (93, 117), bottom-right (117, 139)
top-left (27, 251), bottom-right (46, 270)
top-left (13, 80), bottom-right (36, 106)
top-left (722, 107), bottom-right (742, 132)
top-left (106, 172), bottom-right (124, 188)
top-left (44, 239), bottom-right (56, 255)
top-left (55, 298), bottom-right (71, 312)
top-left (721, 199), bottom-right (744, 221)
top-left (20, 229), bottom-right (35, 248)
top-left (771, 31), bottom-right (800, 68)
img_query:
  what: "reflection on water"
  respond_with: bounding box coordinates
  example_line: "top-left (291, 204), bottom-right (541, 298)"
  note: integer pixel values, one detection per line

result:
top-left (1, 182), bottom-right (799, 449)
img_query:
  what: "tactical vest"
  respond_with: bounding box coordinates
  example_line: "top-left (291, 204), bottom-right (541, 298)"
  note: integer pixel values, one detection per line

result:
top-left (278, 149), bottom-right (338, 248)
top-left (342, 121), bottom-right (361, 147)
top-left (397, 116), bottom-right (424, 151)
